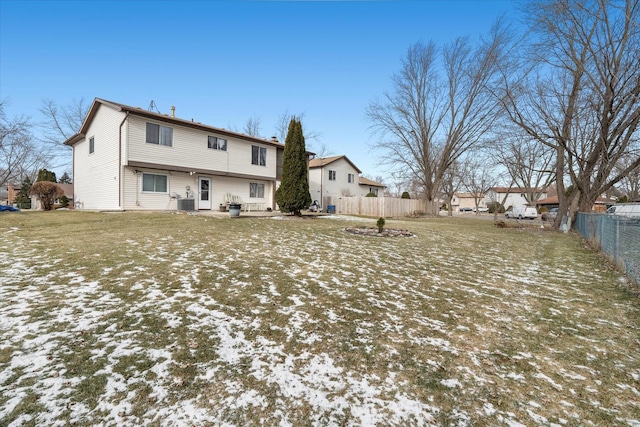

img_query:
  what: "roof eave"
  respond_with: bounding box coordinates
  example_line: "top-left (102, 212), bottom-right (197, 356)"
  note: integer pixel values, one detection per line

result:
top-left (63, 132), bottom-right (85, 146)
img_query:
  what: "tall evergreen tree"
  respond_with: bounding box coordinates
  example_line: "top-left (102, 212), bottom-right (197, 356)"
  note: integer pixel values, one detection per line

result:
top-left (58, 171), bottom-right (72, 184)
top-left (275, 118), bottom-right (311, 216)
top-left (15, 176), bottom-right (33, 208)
top-left (36, 168), bottom-right (57, 183)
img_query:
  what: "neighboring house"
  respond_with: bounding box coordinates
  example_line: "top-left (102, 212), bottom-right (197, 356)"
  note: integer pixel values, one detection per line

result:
top-left (451, 192), bottom-right (487, 212)
top-left (30, 183), bottom-right (74, 210)
top-left (308, 155), bottom-right (362, 204)
top-left (358, 176), bottom-right (386, 197)
top-left (1, 187), bottom-right (8, 205)
top-left (6, 183), bottom-right (20, 205)
top-left (536, 196), bottom-right (560, 211)
top-left (536, 195), bottom-right (616, 213)
top-left (64, 98), bottom-right (292, 211)
top-left (485, 187), bottom-right (547, 211)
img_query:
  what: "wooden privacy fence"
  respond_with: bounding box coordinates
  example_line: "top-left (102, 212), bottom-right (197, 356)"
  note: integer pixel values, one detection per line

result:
top-left (323, 196), bottom-right (428, 218)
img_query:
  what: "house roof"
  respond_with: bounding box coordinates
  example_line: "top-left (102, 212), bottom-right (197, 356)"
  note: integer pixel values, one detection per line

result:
top-left (308, 155), bottom-right (362, 174)
top-left (489, 187), bottom-right (544, 193)
top-left (57, 183), bottom-right (74, 198)
top-left (537, 195), bottom-right (617, 205)
top-left (359, 177), bottom-right (386, 188)
top-left (455, 192), bottom-right (484, 198)
top-left (536, 196), bottom-right (559, 205)
top-left (63, 98), bottom-right (287, 149)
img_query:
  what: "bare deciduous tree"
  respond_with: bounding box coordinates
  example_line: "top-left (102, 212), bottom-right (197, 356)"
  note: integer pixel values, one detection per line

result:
top-left (615, 153), bottom-right (640, 201)
top-left (39, 97), bottom-right (89, 148)
top-left (1, 101), bottom-right (50, 190)
top-left (460, 156), bottom-right (495, 214)
top-left (243, 115), bottom-right (263, 137)
top-left (367, 23), bottom-right (508, 214)
top-left (439, 159), bottom-right (466, 216)
top-left (499, 0), bottom-right (640, 227)
top-left (490, 133), bottom-right (556, 207)
top-left (29, 181), bottom-right (63, 211)
top-left (311, 142), bottom-right (334, 159)
top-left (274, 111), bottom-right (321, 145)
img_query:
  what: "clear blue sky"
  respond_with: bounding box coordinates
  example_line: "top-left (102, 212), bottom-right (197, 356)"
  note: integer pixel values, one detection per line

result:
top-left (1, 0), bottom-right (516, 181)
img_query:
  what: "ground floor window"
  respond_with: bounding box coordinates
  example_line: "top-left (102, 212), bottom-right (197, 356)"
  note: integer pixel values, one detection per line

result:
top-left (250, 182), bottom-right (265, 198)
top-left (142, 173), bottom-right (168, 193)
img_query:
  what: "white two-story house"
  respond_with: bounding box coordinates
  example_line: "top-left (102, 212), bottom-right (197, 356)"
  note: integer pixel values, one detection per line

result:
top-left (65, 98), bottom-right (286, 211)
top-left (485, 187), bottom-right (547, 211)
top-left (308, 155), bottom-right (385, 207)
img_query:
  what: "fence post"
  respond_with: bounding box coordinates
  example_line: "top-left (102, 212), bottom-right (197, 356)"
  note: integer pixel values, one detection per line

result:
top-left (614, 217), bottom-right (619, 264)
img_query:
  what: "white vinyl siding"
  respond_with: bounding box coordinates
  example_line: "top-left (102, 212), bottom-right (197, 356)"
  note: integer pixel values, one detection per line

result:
top-left (308, 158), bottom-right (363, 200)
top-left (127, 117), bottom-right (277, 179)
top-left (72, 104), bottom-right (123, 210)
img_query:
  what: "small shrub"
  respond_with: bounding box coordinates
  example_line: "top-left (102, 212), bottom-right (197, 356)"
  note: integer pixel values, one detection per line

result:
top-left (376, 217), bottom-right (385, 233)
top-left (488, 202), bottom-right (505, 214)
top-left (60, 195), bottom-right (69, 208)
top-left (401, 192), bottom-right (411, 199)
top-left (365, 192), bottom-right (377, 198)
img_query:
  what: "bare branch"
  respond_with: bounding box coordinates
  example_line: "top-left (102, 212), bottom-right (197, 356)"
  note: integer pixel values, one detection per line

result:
top-left (367, 28), bottom-right (507, 214)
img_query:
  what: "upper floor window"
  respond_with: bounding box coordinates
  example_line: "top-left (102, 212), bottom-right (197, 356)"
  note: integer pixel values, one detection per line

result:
top-left (252, 146), bottom-right (266, 166)
top-left (146, 122), bottom-right (173, 147)
top-left (329, 170), bottom-right (336, 181)
top-left (142, 173), bottom-right (168, 193)
top-left (348, 173), bottom-right (355, 183)
top-left (250, 183), bottom-right (265, 198)
top-left (208, 136), bottom-right (227, 151)
top-left (89, 136), bottom-right (95, 154)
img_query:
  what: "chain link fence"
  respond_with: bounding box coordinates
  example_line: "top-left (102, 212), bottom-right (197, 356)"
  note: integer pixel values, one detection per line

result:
top-left (575, 212), bottom-right (640, 288)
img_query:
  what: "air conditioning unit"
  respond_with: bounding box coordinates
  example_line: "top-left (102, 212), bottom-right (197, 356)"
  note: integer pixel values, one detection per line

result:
top-left (177, 198), bottom-right (195, 211)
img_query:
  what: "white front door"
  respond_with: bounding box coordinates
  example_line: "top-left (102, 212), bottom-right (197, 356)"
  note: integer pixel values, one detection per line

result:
top-left (199, 177), bottom-right (211, 210)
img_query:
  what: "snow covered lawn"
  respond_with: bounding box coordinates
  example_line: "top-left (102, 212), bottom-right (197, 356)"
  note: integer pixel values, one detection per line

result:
top-left (1, 211), bottom-right (639, 426)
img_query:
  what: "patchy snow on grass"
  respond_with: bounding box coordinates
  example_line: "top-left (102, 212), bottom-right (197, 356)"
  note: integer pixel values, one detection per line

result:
top-left (1, 213), bottom-right (639, 426)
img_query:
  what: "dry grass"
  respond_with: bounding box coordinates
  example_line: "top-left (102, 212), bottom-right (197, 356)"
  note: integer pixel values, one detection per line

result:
top-left (1, 211), bottom-right (639, 426)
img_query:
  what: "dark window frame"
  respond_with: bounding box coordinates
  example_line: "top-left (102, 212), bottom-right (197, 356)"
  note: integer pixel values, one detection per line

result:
top-left (251, 145), bottom-right (267, 166)
top-left (208, 136), bottom-right (227, 151)
top-left (146, 122), bottom-right (173, 147)
top-left (249, 182), bottom-right (265, 198)
top-left (142, 173), bottom-right (168, 193)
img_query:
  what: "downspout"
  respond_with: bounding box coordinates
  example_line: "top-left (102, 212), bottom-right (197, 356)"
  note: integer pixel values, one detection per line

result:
top-left (118, 111), bottom-right (130, 209)
top-left (320, 165), bottom-right (323, 209)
